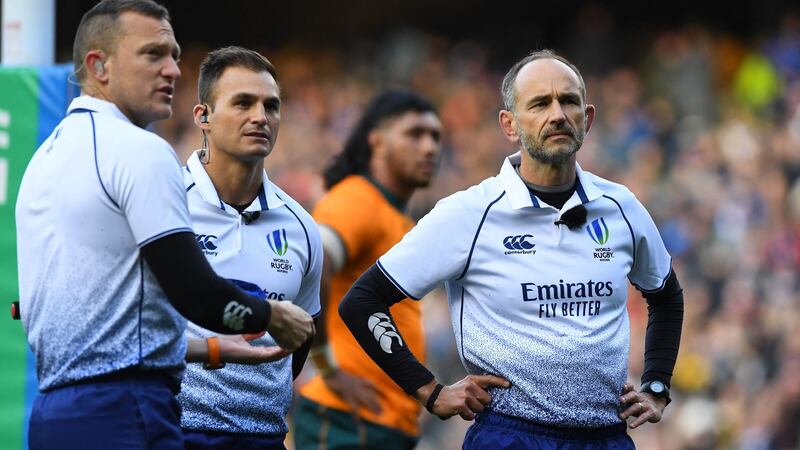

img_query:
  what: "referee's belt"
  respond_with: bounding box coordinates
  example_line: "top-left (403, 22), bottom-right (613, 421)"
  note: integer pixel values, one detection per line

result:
top-left (67, 367), bottom-right (181, 395)
top-left (477, 409), bottom-right (628, 440)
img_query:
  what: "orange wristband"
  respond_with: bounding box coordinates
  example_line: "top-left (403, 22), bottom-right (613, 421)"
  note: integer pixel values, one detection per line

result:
top-left (203, 336), bottom-right (225, 370)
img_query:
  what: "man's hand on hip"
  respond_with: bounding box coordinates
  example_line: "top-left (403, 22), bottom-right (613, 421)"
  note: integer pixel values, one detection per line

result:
top-left (619, 383), bottom-right (667, 428)
top-left (416, 374), bottom-right (511, 420)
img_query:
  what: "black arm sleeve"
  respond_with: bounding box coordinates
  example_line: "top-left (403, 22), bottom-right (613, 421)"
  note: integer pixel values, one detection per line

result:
top-left (141, 231), bottom-right (271, 334)
top-left (640, 269), bottom-right (684, 387)
top-left (339, 264), bottom-right (435, 394)
top-left (292, 316), bottom-right (319, 379)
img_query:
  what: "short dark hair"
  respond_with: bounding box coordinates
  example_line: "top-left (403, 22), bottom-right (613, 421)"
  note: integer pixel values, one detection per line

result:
top-left (198, 46), bottom-right (279, 107)
top-left (323, 90), bottom-right (438, 189)
top-left (501, 49), bottom-right (587, 112)
top-left (73, 0), bottom-right (170, 81)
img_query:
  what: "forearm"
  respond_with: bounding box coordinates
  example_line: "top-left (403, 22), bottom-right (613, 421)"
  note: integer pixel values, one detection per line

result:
top-left (641, 269), bottom-right (684, 386)
top-left (292, 332), bottom-right (315, 379)
top-left (338, 264), bottom-right (435, 394)
top-left (185, 338), bottom-right (209, 363)
top-left (309, 255), bottom-right (341, 378)
top-left (311, 255), bottom-right (334, 349)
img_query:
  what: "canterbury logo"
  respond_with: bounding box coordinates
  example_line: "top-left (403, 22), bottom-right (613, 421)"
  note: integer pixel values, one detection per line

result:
top-left (503, 234), bottom-right (534, 250)
top-left (222, 301), bottom-right (252, 331)
top-left (367, 312), bottom-right (403, 353)
top-left (195, 234), bottom-right (218, 251)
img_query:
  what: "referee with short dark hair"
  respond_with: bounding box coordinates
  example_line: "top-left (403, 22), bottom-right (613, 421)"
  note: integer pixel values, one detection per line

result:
top-left (15, 2), bottom-right (313, 449)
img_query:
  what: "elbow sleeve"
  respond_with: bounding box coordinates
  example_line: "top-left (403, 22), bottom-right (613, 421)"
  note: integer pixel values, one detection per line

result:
top-left (339, 264), bottom-right (434, 394)
top-left (641, 269), bottom-right (684, 386)
top-left (141, 231), bottom-right (271, 334)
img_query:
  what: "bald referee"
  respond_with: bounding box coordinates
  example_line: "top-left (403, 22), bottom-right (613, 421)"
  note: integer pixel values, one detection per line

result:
top-left (15, 1), bottom-right (312, 449)
top-left (339, 49), bottom-right (683, 449)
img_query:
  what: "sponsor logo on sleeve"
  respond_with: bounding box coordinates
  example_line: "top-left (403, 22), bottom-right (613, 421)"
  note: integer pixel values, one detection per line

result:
top-left (368, 312), bottom-right (404, 353)
top-left (222, 301), bottom-right (253, 331)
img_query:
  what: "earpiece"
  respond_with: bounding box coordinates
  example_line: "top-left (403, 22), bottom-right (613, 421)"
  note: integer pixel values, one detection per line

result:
top-left (199, 106), bottom-right (210, 124)
top-left (199, 105), bottom-right (211, 164)
top-left (93, 60), bottom-right (105, 74)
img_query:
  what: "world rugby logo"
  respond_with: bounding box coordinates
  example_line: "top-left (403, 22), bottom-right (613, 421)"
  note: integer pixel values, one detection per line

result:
top-left (586, 218), bottom-right (610, 245)
top-left (267, 229), bottom-right (289, 256)
top-left (368, 312), bottom-right (403, 353)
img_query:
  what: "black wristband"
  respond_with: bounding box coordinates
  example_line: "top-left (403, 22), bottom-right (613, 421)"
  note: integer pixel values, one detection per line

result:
top-left (425, 383), bottom-right (445, 414)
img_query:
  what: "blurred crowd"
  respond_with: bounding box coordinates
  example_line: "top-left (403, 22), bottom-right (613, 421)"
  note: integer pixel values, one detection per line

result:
top-left (154, 10), bottom-right (800, 450)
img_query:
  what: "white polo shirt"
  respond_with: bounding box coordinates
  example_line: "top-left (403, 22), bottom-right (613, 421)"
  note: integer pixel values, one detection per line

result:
top-left (16, 96), bottom-right (193, 392)
top-left (379, 152), bottom-right (672, 428)
top-left (178, 151), bottom-right (322, 435)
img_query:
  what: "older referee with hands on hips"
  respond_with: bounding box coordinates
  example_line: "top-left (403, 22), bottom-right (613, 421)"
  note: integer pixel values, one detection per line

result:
top-left (339, 49), bottom-right (683, 450)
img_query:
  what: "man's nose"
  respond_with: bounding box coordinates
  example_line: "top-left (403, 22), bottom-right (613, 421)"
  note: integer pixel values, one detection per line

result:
top-left (421, 133), bottom-right (441, 156)
top-left (547, 102), bottom-right (566, 123)
top-left (163, 57), bottom-right (181, 81)
top-left (252, 104), bottom-right (268, 125)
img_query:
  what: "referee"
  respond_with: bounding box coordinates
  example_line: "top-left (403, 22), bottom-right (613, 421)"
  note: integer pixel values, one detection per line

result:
top-left (339, 50), bottom-right (683, 449)
top-left (178, 46), bottom-right (323, 450)
top-left (15, 2), bottom-right (313, 449)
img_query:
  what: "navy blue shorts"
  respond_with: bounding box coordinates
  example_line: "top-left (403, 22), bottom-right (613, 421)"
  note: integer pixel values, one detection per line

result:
top-left (184, 429), bottom-right (286, 450)
top-left (28, 370), bottom-right (183, 450)
top-left (463, 410), bottom-right (635, 450)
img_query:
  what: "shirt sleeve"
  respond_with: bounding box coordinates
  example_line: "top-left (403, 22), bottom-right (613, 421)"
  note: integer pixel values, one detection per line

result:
top-left (625, 194), bottom-right (672, 292)
top-left (313, 187), bottom-right (379, 262)
top-left (105, 136), bottom-right (193, 246)
top-left (294, 217), bottom-right (323, 318)
top-left (378, 193), bottom-right (477, 299)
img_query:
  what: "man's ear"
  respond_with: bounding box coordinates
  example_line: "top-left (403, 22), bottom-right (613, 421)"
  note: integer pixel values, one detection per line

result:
top-left (499, 109), bottom-right (519, 144)
top-left (85, 50), bottom-right (108, 83)
top-left (584, 104), bottom-right (596, 133)
top-left (193, 104), bottom-right (211, 130)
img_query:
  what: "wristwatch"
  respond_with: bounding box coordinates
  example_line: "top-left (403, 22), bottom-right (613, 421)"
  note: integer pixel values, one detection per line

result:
top-left (640, 381), bottom-right (670, 404)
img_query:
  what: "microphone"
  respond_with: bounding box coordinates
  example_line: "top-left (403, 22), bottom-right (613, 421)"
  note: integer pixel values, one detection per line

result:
top-left (242, 211), bottom-right (261, 225)
top-left (554, 205), bottom-right (587, 230)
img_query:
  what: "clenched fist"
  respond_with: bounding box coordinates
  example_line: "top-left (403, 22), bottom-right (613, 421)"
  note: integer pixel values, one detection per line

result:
top-left (266, 300), bottom-right (315, 351)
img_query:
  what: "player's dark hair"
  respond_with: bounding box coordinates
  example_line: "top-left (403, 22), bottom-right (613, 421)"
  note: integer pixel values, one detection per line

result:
top-left (198, 46), bottom-right (279, 107)
top-left (323, 90), bottom-right (437, 189)
top-left (73, 0), bottom-right (170, 82)
top-left (501, 49), bottom-right (587, 112)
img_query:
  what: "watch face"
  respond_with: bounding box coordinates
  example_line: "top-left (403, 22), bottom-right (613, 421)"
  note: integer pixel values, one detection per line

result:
top-left (651, 381), bottom-right (665, 393)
